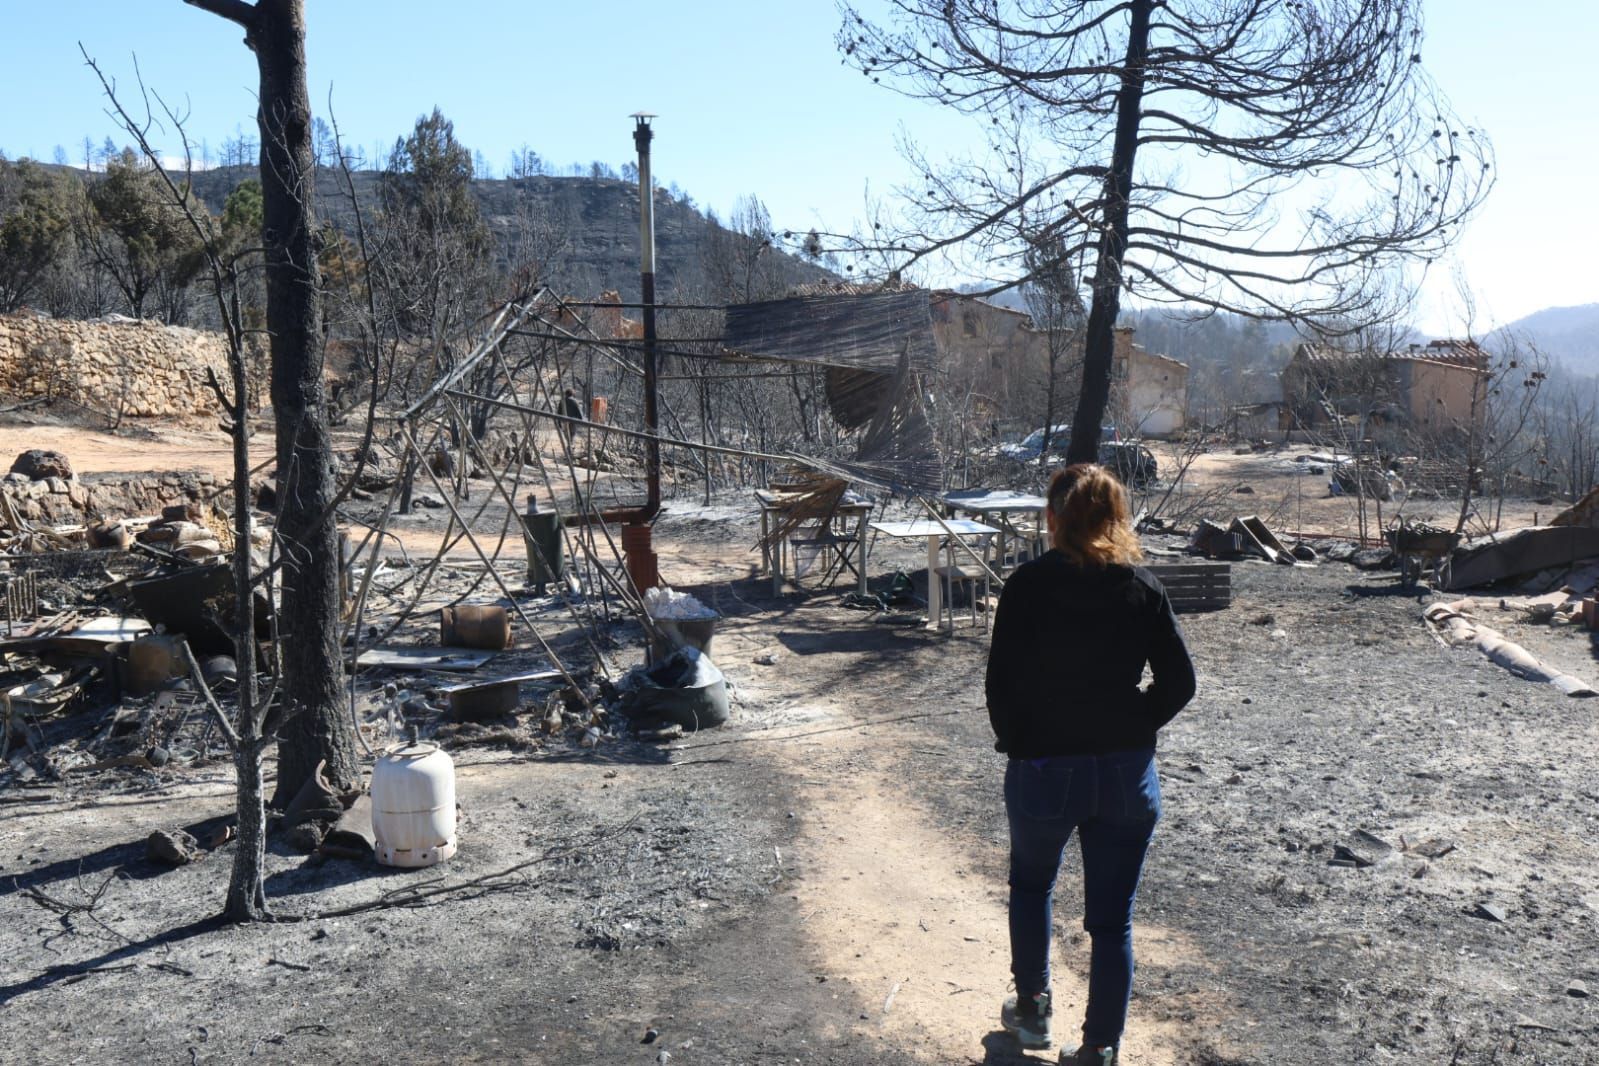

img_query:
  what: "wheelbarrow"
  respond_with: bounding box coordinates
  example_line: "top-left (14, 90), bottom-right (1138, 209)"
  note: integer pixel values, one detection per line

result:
top-left (1385, 521), bottom-right (1461, 588)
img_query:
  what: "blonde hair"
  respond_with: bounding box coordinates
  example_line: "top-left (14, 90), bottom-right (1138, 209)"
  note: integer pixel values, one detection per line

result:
top-left (1047, 463), bottom-right (1143, 567)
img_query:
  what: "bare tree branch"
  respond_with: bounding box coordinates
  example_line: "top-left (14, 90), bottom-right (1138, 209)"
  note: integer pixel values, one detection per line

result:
top-left (182, 0), bottom-right (258, 29)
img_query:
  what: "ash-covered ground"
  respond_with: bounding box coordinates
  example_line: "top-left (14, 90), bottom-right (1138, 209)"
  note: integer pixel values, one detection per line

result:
top-left (2, 488), bottom-right (1597, 1065)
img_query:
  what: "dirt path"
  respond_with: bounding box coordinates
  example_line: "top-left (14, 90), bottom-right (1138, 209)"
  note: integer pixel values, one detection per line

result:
top-left (771, 716), bottom-right (1193, 1063)
top-left (698, 574), bottom-right (1210, 1064)
top-left (0, 420), bottom-right (236, 477)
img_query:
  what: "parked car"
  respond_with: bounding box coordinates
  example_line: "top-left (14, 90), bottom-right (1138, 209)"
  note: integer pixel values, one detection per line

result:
top-left (1329, 460), bottom-right (1402, 501)
top-left (1097, 441), bottom-right (1158, 487)
top-left (995, 423), bottom-right (1118, 462)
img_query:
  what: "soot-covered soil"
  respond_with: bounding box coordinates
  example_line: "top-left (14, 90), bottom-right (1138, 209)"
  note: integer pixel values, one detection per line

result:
top-left (3, 499), bottom-right (1598, 1065)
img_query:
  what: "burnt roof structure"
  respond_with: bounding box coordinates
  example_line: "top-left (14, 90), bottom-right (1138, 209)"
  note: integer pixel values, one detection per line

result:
top-left (722, 290), bottom-right (938, 373)
top-left (723, 290), bottom-right (943, 494)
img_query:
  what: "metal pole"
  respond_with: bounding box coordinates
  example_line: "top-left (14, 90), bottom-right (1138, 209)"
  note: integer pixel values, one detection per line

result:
top-left (633, 113), bottom-right (661, 520)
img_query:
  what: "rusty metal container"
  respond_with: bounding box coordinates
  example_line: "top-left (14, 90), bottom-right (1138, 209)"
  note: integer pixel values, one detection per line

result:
top-left (440, 605), bottom-right (512, 651)
top-left (621, 523), bottom-right (659, 592)
top-left (127, 633), bottom-right (185, 694)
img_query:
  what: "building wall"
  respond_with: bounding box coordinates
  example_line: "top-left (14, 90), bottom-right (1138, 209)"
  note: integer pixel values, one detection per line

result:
top-left (0, 313), bottom-right (262, 420)
top-left (1114, 334), bottom-right (1188, 437)
top-left (1279, 346), bottom-right (1486, 436)
top-left (927, 301), bottom-right (1190, 438)
top-left (928, 294), bottom-right (1054, 423)
top-left (1401, 358), bottom-right (1486, 429)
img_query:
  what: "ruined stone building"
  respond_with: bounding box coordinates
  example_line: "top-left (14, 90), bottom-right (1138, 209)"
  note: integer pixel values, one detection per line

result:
top-left (758, 283), bottom-right (1190, 440)
top-left (1110, 338), bottom-right (1189, 438)
top-left (1280, 339), bottom-right (1489, 438)
top-left (927, 293), bottom-right (1189, 438)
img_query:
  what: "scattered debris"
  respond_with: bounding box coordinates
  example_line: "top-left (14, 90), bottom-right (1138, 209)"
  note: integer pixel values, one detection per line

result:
top-left (1407, 838), bottom-right (1456, 859)
top-left (1425, 601), bottom-right (1597, 697)
top-left (1473, 901), bottom-right (1509, 923)
top-left (446, 677), bottom-right (522, 722)
top-left (1189, 515), bottom-right (1294, 566)
top-left (320, 795), bottom-right (376, 861)
top-left (283, 759), bottom-right (347, 829)
top-left (1445, 525), bottom-right (1599, 591)
top-left (1330, 460), bottom-right (1400, 501)
top-left (1331, 830), bottom-right (1395, 868)
top-left (355, 646), bottom-right (498, 671)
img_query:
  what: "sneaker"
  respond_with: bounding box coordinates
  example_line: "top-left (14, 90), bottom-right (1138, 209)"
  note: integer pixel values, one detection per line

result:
top-left (1000, 989), bottom-right (1053, 1049)
top-left (1064, 1045), bottom-right (1119, 1066)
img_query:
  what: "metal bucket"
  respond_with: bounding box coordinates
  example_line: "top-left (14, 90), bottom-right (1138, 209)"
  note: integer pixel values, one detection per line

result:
top-left (628, 647), bottom-right (729, 730)
top-left (649, 615), bottom-right (717, 663)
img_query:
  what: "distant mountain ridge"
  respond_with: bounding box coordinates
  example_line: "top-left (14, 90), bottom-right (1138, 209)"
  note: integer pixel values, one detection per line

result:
top-left (1492, 304), bottom-right (1599, 378)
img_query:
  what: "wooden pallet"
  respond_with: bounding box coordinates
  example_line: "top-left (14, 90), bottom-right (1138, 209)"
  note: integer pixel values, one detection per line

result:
top-left (1143, 561), bottom-right (1231, 612)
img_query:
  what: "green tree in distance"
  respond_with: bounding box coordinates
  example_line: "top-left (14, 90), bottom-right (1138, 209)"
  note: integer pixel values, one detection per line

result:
top-left (0, 159), bottom-right (75, 312)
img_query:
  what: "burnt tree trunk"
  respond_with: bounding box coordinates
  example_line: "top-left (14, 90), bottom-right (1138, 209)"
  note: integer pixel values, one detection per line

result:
top-left (1068, 0), bottom-right (1152, 466)
top-left (187, 0), bottom-right (360, 805)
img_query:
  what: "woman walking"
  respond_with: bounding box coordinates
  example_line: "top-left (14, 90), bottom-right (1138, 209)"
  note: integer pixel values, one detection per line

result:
top-left (987, 463), bottom-right (1196, 1065)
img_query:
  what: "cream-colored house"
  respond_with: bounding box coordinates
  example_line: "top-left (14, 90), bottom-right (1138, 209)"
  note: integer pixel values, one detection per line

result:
top-left (1112, 334), bottom-right (1189, 437)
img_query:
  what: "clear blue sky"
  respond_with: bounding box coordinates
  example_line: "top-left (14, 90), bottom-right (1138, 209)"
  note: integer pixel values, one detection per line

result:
top-left (1, 1), bottom-right (1592, 333)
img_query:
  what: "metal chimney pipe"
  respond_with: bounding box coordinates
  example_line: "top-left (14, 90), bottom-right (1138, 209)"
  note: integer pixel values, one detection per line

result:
top-left (633, 113), bottom-right (661, 521)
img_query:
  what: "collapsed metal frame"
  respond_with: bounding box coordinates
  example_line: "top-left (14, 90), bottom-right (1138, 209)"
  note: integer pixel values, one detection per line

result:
top-left (338, 283), bottom-right (1008, 723)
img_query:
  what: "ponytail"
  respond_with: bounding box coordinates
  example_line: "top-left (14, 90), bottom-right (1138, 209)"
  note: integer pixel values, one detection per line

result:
top-left (1046, 463), bottom-right (1143, 567)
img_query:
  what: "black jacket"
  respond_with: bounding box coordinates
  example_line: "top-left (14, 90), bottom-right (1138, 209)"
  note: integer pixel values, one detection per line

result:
top-left (985, 551), bottom-right (1195, 758)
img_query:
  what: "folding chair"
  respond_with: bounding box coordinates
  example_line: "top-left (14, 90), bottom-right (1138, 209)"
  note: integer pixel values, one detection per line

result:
top-left (788, 505), bottom-right (863, 589)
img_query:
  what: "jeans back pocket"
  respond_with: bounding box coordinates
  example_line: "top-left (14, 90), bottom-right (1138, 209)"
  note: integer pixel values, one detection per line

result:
top-left (1009, 759), bottom-right (1076, 821)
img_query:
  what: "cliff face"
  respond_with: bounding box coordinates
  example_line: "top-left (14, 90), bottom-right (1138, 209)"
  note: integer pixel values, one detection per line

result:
top-left (0, 312), bottom-right (261, 420)
top-left (187, 167), bottom-right (835, 304)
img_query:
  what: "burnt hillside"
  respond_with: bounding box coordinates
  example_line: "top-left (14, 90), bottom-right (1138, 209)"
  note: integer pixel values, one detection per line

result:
top-left (184, 166), bottom-right (835, 304)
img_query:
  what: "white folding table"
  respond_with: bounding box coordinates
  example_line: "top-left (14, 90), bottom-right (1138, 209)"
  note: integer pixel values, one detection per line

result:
top-left (940, 489), bottom-right (1048, 573)
top-left (869, 518), bottom-right (1000, 631)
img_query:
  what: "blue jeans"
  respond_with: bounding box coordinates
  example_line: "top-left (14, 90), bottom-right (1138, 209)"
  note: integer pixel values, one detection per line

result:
top-left (1005, 749), bottom-right (1160, 1048)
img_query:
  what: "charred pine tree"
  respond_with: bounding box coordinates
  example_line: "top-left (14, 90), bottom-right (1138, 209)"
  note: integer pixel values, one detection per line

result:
top-left (184, 0), bottom-right (359, 804)
top-left (840, 0), bottom-right (1493, 465)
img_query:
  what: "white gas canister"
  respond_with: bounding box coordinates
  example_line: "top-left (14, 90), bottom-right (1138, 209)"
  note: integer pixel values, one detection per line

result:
top-left (371, 742), bottom-right (457, 868)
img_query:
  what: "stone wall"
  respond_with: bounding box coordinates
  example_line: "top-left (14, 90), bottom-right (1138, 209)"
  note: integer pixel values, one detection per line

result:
top-left (0, 312), bottom-right (261, 420)
top-left (1, 470), bottom-right (229, 526)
